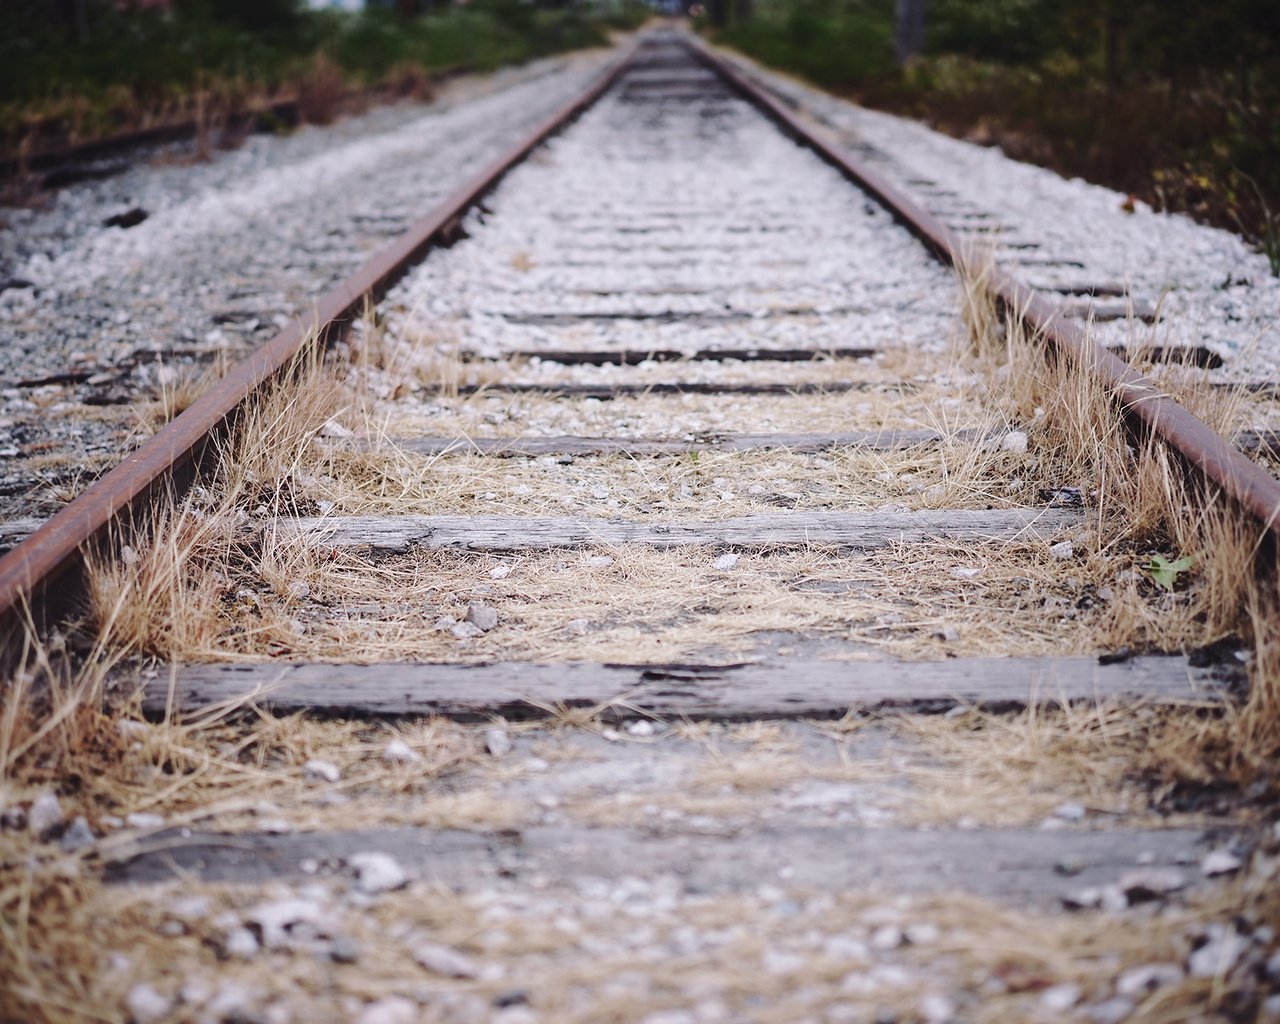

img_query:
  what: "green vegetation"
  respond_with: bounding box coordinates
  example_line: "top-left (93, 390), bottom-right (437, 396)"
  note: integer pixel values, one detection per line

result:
top-left (717, 0), bottom-right (1280, 268)
top-left (2, 0), bottom-right (648, 157)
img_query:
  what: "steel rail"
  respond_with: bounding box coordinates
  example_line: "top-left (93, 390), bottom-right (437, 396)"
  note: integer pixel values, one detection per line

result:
top-left (0, 42), bottom-right (639, 645)
top-left (687, 36), bottom-right (1280, 543)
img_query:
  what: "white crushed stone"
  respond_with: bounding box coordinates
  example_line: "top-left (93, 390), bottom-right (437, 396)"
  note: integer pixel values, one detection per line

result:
top-left (348, 851), bottom-right (409, 893)
top-left (28, 791), bottom-right (64, 837)
top-left (412, 941), bottom-right (481, 978)
top-left (383, 739), bottom-right (423, 765)
top-left (716, 45), bottom-right (1280, 385)
top-left (303, 758), bottom-right (341, 784)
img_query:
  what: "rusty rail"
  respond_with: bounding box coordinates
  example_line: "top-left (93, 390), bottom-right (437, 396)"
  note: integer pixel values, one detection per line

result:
top-left (0, 42), bottom-right (638, 644)
top-left (688, 36), bottom-right (1280, 543)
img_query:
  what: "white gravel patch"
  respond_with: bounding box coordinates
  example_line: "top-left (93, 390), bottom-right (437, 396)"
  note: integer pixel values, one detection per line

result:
top-left (712, 45), bottom-right (1280, 385)
top-left (380, 59), bottom-right (960, 373)
top-left (0, 48), bottom-right (618, 388)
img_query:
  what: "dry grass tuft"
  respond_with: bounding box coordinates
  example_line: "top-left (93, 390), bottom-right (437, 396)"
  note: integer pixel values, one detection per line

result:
top-left (956, 253), bottom-right (1280, 794)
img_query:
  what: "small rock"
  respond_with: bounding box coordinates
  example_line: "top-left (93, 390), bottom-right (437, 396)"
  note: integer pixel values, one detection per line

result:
top-left (1119, 867), bottom-right (1185, 902)
top-left (303, 759), bottom-right (341, 784)
top-left (1001, 430), bottom-right (1028, 453)
top-left (626, 720), bottom-right (656, 738)
top-left (1054, 855), bottom-right (1087, 876)
top-left (357, 997), bottom-right (419, 1024)
top-left (1049, 540), bottom-right (1075, 560)
top-left (224, 927), bottom-right (259, 960)
top-left (1085, 997), bottom-right (1135, 1024)
top-left (869, 924), bottom-right (904, 950)
top-left (383, 739), bottom-right (422, 765)
top-left (904, 922), bottom-right (940, 945)
top-left (565, 618), bottom-right (590, 636)
top-left (286, 580), bottom-right (311, 600)
top-left (466, 603), bottom-right (499, 632)
top-left (413, 941), bottom-right (480, 978)
top-left (432, 615), bottom-right (457, 631)
top-left (319, 418), bottom-right (354, 439)
top-left (125, 983), bottom-right (171, 1024)
top-left (117, 719), bottom-right (150, 741)
top-left (919, 994), bottom-right (954, 1023)
top-left (583, 554), bottom-right (614, 567)
top-left (1039, 984), bottom-right (1081, 1012)
top-left (349, 851), bottom-right (408, 893)
top-left (490, 565), bottom-right (512, 579)
top-left (950, 566), bottom-right (981, 579)
top-left (28, 791), bottom-right (64, 838)
top-left (590, 485), bottom-right (609, 500)
top-left (330, 935), bottom-right (361, 964)
top-left (59, 816), bottom-right (96, 852)
top-left (451, 621), bottom-right (485, 640)
top-left (484, 728), bottom-right (513, 757)
top-left (713, 553), bottom-right (738, 570)
top-left (1054, 802), bottom-right (1086, 822)
top-left (1188, 925), bottom-right (1249, 977)
top-left (1201, 849), bottom-right (1243, 876)
top-left (204, 983), bottom-right (256, 1020)
top-left (1116, 962), bottom-right (1183, 996)
top-left (249, 898), bottom-right (327, 948)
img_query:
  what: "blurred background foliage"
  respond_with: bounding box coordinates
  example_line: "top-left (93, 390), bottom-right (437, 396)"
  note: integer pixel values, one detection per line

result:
top-left (1, 0), bottom-right (648, 155)
top-left (717, 0), bottom-right (1280, 267)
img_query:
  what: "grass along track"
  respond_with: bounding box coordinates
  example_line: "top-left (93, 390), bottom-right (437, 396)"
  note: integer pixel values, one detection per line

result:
top-left (3, 29), bottom-right (1280, 1024)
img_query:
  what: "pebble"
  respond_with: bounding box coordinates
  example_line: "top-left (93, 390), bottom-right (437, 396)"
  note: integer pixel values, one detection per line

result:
top-left (1115, 962), bottom-right (1183, 995)
top-left (224, 927), bottom-right (260, 960)
top-left (1118, 867), bottom-right (1185, 902)
top-left (1054, 801), bottom-right (1086, 821)
top-left (248, 898), bottom-right (326, 948)
top-left (1187, 925), bottom-right (1249, 977)
top-left (1001, 430), bottom-right (1028, 453)
top-left (565, 618), bottom-right (590, 635)
top-left (1049, 540), bottom-right (1075, 560)
top-left (1038, 983), bottom-right (1082, 1012)
top-left (950, 566), bottom-right (980, 579)
top-left (1085, 997), bottom-right (1135, 1024)
top-left (125, 983), bottom-right (172, 1024)
top-left (383, 739), bottom-right (423, 765)
top-left (869, 924), bottom-right (904, 950)
top-left (349, 851), bottom-right (408, 893)
top-left (713, 553), bottom-right (739, 570)
top-left (58, 816), bottom-right (96, 853)
top-left (451, 621), bottom-right (485, 639)
top-left (919, 994), bottom-right (955, 1023)
top-left (357, 997), bottom-right (419, 1024)
top-left (28, 791), bottom-right (64, 838)
top-left (904, 922), bottom-right (940, 945)
top-left (466, 602), bottom-right (500, 631)
top-left (485, 728), bottom-right (513, 757)
top-left (286, 580), bottom-right (311, 599)
top-left (626, 720), bottom-right (657, 738)
top-left (1200, 849), bottom-right (1243, 876)
top-left (413, 941), bottom-right (481, 978)
top-left (490, 564), bottom-right (513, 579)
top-left (330, 935), bottom-right (362, 964)
top-left (303, 759), bottom-right (341, 783)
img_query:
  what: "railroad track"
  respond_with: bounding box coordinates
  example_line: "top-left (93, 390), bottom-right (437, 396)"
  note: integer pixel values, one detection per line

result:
top-left (3, 28), bottom-right (1279, 1024)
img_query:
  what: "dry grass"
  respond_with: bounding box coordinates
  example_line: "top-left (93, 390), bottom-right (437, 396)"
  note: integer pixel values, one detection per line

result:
top-left (957, 253), bottom-right (1280, 794)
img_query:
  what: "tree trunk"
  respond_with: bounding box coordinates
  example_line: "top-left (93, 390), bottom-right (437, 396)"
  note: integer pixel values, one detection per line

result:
top-left (895, 0), bottom-right (926, 64)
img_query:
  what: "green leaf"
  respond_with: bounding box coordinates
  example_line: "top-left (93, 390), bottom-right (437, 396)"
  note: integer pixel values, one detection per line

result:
top-left (1145, 554), bottom-right (1194, 591)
